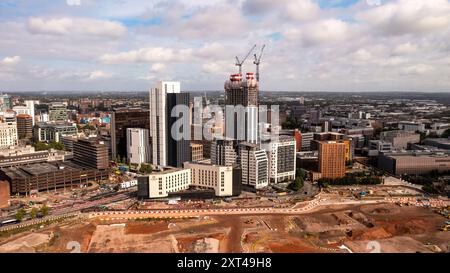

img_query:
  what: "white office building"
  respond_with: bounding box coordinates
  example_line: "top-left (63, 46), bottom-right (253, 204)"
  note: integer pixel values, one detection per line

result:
top-left (126, 128), bottom-right (151, 165)
top-left (0, 119), bottom-right (18, 149)
top-left (146, 168), bottom-right (191, 198)
top-left (149, 81), bottom-right (181, 167)
top-left (184, 162), bottom-right (233, 197)
top-left (262, 136), bottom-right (296, 184)
top-left (238, 142), bottom-right (269, 189)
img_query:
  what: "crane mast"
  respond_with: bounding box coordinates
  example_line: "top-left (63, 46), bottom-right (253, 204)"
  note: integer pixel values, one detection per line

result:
top-left (253, 44), bottom-right (265, 82)
top-left (235, 44), bottom-right (257, 75)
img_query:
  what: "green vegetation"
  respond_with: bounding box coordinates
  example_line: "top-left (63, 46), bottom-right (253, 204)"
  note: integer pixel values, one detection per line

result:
top-left (288, 169), bottom-right (306, 192)
top-left (139, 164), bottom-right (153, 174)
top-left (401, 170), bottom-right (449, 194)
top-left (33, 141), bottom-right (65, 151)
top-left (318, 173), bottom-right (382, 187)
top-left (40, 205), bottom-right (50, 217)
top-left (288, 176), bottom-right (303, 192)
top-left (282, 116), bottom-right (302, 130)
top-left (15, 209), bottom-right (26, 222)
top-left (30, 208), bottom-right (38, 219)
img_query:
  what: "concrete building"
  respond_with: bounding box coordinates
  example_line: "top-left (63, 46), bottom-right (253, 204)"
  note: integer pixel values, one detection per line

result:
top-left (33, 122), bottom-right (78, 143)
top-left (224, 73), bottom-right (259, 144)
top-left (0, 116), bottom-right (18, 149)
top-left (0, 161), bottom-right (109, 195)
top-left (185, 162), bottom-right (234, 197)
top-left (13, 104), bottom-right (36, 126)
top-left (138, 168), bottom-right (191, 199)
top-left (73, 138), bottom-right (109, 170)
top-left (262, 136), bottom-right (296, 184)
top-left (126, 128), bottom-right (151, 165)
top-left (370, 140), bottom-right (393, 152)
top-left (423, 138), bottom-right (450, 150)
top-left (211, 138), bottom-right (237, 167)
top-left (49, 102), bottom-right (68, 122)
top-left (300, 132), bottom-right (314, 151)
top-left (318, 141), bottom-right (346, 179)
top-left (16, 114), bottom-right (33, 140)
top-left (0, 180), bottom-right (10, 208)
top-left (398, 121), bottom-right (426, 132)
top-left (190, 143), bottom-right (204, 162)
top-left (378, 152), bottom-right (450, 175)
top-left (111, 108), bottom-right (150, 161)
top-left (0, 145), bottom-right (66, 168)
top-left (0, 94), bottom-right (12, 112)
top-left (380, 130), bottom-right (420, 150)
top-left (150, 81), bottom-right (191, 167)
top-left (238, 142), bottom-right (269, 189)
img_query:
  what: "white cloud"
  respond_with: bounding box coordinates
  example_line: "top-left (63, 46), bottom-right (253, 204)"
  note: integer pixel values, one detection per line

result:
top-left (402, 64), bottom-right (434, 75)
top-left (393, 43), bottom-right (418, 55)
top-left (358, 0), bottom-right (450, 36)
top-left (66, 0), bottom-right (82, 6)
top-left (27, 17), bottom-right (126, 39)
top-left (150, 63), bottom-right (166, 73)
top-left (88, 70), bottom-right (112, 80)
top-left (283, 0), bottom-right (320, 22)
top-left (284, 19), bottom-right (352, 46)
top-left (1, 56), bottom-right (21, 65)
top-left (100, 47), bottom-right (192, 64)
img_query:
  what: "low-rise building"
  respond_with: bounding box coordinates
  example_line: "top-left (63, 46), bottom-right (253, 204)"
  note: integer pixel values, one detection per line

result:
top-left (378, 151), bottom-right (450, 175)
top-left (380, 130), bottom-right (420, 150)
top-left (33, 122), bottom-right (78, 143)
top-left (0, 161), bottom-right (109, 195)
top-left (190, 143), bottom-right (204, 162)
top-left (184, 162), bottom-right (234, 197)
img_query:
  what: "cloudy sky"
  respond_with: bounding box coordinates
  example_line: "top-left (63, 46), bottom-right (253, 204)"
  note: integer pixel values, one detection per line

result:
top-left (1, 0), bottom-right (450, 92)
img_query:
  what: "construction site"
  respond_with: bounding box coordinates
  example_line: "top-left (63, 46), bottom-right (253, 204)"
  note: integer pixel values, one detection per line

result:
top-left (0, 186), bottom-right (448, 253)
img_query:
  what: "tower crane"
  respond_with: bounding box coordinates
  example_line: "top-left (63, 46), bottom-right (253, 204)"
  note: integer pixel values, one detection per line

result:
top-left (235, 44), bottom-right (257, 75)
top-left (253, 44), bottom-right (265, 82)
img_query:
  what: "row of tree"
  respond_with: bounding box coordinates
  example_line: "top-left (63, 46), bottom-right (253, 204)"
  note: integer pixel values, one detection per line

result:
top-left (33, 141), bottom-right (65, 151)
top-left (15, 205), bottom-right (50, 221)
top-left (317, 174), bottom-right (382, 187)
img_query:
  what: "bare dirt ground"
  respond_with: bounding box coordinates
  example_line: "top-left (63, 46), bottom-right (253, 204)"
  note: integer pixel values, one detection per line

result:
top-left (1, 202), bottom-right (448, 253)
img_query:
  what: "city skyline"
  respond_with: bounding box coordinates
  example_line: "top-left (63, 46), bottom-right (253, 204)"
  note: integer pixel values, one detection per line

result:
top-left (1, 0), bottom-right (450, 92)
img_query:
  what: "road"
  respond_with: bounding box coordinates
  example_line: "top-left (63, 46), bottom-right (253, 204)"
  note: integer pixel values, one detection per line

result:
top-left (88, 196), bottom-right (385, 221)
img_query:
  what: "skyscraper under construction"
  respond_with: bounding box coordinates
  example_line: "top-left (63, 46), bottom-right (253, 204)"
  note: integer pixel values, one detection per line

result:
top-left (224, 72), bottom-right (259, 144)
top-left (225, 72), bottom-right (259, 107)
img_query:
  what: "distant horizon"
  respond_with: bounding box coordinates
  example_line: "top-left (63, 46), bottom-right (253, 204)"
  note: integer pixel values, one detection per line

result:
top-left (3, 90), bottom-right (450, 94)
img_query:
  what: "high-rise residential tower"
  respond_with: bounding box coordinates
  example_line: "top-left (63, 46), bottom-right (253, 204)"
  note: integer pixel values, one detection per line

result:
top-left (150, 81), bottom-right (191, 167)
top-left (238, 142), bottom-right (269, 189)
top-left (318, 141), bottom-right (346, 179)
top-left (126, 128), bottom-right (151, 165)
top-left (111, 108), bottom-right (150, 162)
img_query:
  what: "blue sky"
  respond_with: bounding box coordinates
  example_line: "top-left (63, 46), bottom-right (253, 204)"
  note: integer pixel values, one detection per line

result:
top-left (1, 0), bottom-right (450, 92)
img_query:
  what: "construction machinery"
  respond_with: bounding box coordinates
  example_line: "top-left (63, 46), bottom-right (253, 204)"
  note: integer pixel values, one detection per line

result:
top-left (235, 44), bottom-right (256, 75)
top-left (253, 44), bottom-right (266, 82)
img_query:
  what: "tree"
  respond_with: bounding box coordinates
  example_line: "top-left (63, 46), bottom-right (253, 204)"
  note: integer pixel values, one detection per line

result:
top-left (15, 208), bottom-right (26, 222)
top-left (40, 205), bottom-right (50, 216)
top-left (139, 164), bottom-right (153, 174)
top-left (288, 176), bottom-right (303, 192)
top-left (30, 208), bottom-right (38, 219)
